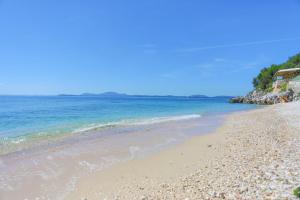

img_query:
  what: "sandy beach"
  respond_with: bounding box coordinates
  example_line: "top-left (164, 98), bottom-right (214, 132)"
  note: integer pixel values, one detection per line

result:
top-left (1, 102), bottom-right (300, 200)
top-left (66, 101), bottom-right (300, 200)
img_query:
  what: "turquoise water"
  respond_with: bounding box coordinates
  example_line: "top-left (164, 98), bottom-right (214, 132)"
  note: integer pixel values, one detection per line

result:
top-left (0, 95), bottom-right (256, 149)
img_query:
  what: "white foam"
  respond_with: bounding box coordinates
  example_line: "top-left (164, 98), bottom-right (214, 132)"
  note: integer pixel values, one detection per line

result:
top-left (11, 137), bottom-right (26, 144)
top-left (130, 114), bottom-right (202, 125)
top-left (78, 160), bottom-right (98, 172)
top-left (72, 114), bottom-right (202, 134)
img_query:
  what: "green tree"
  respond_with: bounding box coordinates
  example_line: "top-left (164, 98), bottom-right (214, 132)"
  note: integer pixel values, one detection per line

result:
top-left (253, 53), bottom-right (300, 91)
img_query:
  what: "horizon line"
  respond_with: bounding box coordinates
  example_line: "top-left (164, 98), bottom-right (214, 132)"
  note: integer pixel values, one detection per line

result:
top-left (0, 92), bottom-right (235, 97)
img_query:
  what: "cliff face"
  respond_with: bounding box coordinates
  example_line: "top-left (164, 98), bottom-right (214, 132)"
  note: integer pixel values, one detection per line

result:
top-left (230, 89), bottom-right (300, 105)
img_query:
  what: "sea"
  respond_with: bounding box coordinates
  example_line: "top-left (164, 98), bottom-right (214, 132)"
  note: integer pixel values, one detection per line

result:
top-left (0, 95), bottom-right (256, 155)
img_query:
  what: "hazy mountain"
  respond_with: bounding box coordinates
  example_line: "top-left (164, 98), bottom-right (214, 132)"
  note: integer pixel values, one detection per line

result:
top-left (58, 92), bottom-right (232, 98)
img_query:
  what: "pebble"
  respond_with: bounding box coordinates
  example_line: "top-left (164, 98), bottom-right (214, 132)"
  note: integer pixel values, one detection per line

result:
top-left (103, 103), bottom-right (300, 199)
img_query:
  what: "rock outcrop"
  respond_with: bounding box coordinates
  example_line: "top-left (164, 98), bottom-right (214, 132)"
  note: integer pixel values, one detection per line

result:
top-left (230, 89), bottom-right (299, 105)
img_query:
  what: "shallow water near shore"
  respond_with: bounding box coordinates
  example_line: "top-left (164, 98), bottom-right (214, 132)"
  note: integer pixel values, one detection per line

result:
top-left (0, 95), bottom-right (256, 155)
top-left (0, 95), bottom-right (257, 199)
top-left (0, 114), bottom-right (224, 199)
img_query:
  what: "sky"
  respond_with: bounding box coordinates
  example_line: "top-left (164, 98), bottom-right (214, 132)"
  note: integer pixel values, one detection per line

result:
top-left (0, 0), bottom-right (300, 96)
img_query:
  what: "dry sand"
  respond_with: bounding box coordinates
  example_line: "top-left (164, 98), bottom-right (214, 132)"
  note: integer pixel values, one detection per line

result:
top-left (66, 101), bottom-right (300, 200)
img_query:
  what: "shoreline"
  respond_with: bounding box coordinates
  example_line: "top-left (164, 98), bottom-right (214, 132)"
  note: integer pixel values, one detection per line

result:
top-left (66, 101), bottom-right (300, 199)
top-left (0, 102), bottom-right (299, 199)
top-left (0, 113), bottom-right (222, 156)
top-left (0, 110), bottom-right (229, 199)
top-left (0, 95), bottom-right (256, 156)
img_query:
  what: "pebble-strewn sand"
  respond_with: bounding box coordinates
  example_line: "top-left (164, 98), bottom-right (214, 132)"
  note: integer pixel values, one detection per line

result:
top-left (68, 101), bottom-right (300, 200)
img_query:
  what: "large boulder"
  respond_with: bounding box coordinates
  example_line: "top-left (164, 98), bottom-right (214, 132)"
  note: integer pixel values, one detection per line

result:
top-left (229, 96), bottom-right (244, 103)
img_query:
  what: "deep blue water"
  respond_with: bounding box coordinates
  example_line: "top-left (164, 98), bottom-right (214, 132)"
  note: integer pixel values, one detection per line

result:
top-left (0, 95), bottom-right (256, 145)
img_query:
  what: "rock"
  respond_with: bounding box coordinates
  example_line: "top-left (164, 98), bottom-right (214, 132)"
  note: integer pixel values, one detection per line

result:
top-left (229, 96), bottom-right (244, 103)
top-left (230, 89), bottom-right (296, 105)
top-left (140, 195), bottom-right (147, 200)
top-left (219, 192), bottom-right (226, 199)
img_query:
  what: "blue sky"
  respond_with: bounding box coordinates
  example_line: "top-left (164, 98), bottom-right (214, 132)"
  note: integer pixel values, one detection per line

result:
top-left (0, 0), bottom-right (300, 96)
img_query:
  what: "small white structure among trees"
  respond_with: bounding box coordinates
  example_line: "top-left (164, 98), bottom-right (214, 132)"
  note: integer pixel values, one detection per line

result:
top-left (273, 68), bottom-right (300, 93)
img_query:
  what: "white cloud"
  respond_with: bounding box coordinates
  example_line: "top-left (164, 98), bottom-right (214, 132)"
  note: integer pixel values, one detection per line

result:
top-left (193, 56), bottom-right (268, 77)
top-left (160, 56), bottom-right (268, 80)
top-left (140, 44), bottom-right (156, 48)
top-left (139, 44), bottom-right (158, 54)
top-left (214, 58), bottom-right (227, 62)
top-left (176, 37), bottom-right (300, 52)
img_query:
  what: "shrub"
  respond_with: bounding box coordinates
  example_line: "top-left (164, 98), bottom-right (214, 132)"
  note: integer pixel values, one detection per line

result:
top-left (293, 187), bottom-right (300, 198)
top-left (280, 82), bottom-right (288, 92)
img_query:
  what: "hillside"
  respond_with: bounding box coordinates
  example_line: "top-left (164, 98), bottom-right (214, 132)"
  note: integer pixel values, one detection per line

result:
top-left (252, 53), bottom-right (300, 91)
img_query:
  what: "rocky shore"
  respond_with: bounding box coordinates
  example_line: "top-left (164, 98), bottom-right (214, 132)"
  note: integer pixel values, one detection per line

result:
top-left (230, 89), bottom-right (300, 105)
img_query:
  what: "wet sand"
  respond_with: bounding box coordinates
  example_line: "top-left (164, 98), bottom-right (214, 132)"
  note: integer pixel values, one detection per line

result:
top-left (0, 114), bottom-right (224, 200)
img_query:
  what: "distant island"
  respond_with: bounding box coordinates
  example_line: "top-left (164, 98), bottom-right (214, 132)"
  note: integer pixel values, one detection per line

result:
top-left (58, 92), bottom-right (233, 99)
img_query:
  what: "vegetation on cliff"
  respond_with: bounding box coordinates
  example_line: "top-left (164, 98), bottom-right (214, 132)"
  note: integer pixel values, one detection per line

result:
top-left (252, 53), bottom-right (300, 91)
